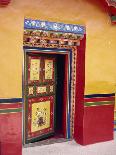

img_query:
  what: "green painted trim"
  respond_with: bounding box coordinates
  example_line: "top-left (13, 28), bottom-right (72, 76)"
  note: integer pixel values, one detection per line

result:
top-left (84, 101), bottom-right (114, 107)
top-left (111, 16), bottom-right (116, 21)
top-left (0, 108), bottom-right (22, 114)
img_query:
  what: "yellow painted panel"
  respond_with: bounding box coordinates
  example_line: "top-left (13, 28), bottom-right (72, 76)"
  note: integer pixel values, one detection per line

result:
top-left (28, 87), bottom-right (33, 95)
top-left (45, 59), bottom-right (53, 80)
top-left (30, 59), bottom-right (40, 81)
top-left (31, 101), bottom-right (50, 132)
top-left (37, 86), bottom-right (47, 93)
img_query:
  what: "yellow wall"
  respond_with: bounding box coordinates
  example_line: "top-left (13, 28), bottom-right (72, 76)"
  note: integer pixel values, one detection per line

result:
top-left (0, 0), bottom-right (116, 98)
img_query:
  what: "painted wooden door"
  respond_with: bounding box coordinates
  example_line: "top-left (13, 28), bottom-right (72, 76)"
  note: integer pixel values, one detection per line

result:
top-left (24, 53), bottom-right (56, 144)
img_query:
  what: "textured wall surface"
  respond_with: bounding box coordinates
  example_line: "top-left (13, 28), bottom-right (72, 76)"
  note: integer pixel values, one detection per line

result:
top-left (0, 0), bottom-right (116, 98)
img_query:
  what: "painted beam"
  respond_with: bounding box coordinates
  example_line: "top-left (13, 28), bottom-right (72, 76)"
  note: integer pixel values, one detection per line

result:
top-left (24, 19), bottom-right (85, 35)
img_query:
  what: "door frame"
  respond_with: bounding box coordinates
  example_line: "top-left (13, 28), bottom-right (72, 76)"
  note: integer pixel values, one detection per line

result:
top-left (23, 19), bottom-right (86, 145)
top-left (22, 47), bottom-right (72, 144)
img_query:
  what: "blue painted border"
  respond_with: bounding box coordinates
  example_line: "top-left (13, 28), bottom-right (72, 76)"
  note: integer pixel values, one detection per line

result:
top-left (24, 18), bottom-right (85, 35)
top-left (85, 93), bottom-right (115, 98)
top-left (67, 49), bottom-right (72, 139)
top-left (0, 98), bottom-right (22, 103)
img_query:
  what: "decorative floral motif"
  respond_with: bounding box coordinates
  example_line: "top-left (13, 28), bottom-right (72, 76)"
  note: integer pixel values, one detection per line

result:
top-left (23, 29), bottom-right (82, 47)
top-left (37, 86), bottom-right (47, 94)
top-left (24, 19), bottom-right (85, 35)
top-left (50, 85), bottom-right (54, 93)
top-left (106, 0), bottom-right (116, 7)
top-left (28, 87), bottom-right (34, 95)
top-left (24, 29), bottom-right (82, 39)
top-left (33, 107), bottom-right (47, 127)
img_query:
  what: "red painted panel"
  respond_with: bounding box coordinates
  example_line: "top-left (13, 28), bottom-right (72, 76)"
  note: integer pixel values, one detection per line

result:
top-left (0, 0), bottom-right (11, 7)
top-left (0, 112), bottom-right (22, 155)
top-left (109, 6), bottom-right (116, 15)
top-left (74, 34), bottom-right (86, 144)
top-left (0, 103), bottom-right (22, 109)
top-left (83, 104), bottom-right (114, 145)
top-left (62, 54), bottom-right (68, 137)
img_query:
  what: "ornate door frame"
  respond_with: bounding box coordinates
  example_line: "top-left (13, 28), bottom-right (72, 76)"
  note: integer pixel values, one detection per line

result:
top-left (23, 19), bottom-right (86, 144)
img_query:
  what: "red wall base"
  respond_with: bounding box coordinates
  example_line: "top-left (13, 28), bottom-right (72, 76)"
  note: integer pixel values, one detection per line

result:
top-left (83, 104), bottom-right (114, 145)
top-left (0, 102), bottom-right (22, 155)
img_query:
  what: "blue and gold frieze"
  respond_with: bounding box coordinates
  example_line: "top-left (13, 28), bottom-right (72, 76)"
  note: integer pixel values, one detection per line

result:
top-left (24, 19), bottom-right (85, 35)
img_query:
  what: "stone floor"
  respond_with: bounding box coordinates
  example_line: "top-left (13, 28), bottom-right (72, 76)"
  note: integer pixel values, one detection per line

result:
top-left (23, 132), bottom-right (116, 155)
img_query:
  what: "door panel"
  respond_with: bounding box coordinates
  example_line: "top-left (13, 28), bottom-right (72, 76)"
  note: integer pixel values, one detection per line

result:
top-left (43, 58), bottom-right (55, 82)
top-left (24, 53), bottom-right (56, 144)
top-left (27, 96), bottom-right (54, 140)
top-left (28, 56), bottom-right (42, 84)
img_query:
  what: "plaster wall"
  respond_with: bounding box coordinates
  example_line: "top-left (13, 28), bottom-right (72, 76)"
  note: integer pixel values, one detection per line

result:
top-left (0, 0), bottom-right (116, 98)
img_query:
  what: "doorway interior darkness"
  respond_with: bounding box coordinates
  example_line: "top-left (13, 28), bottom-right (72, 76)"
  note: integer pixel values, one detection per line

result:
top-left (23, 48), bottom-right (72, 145)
